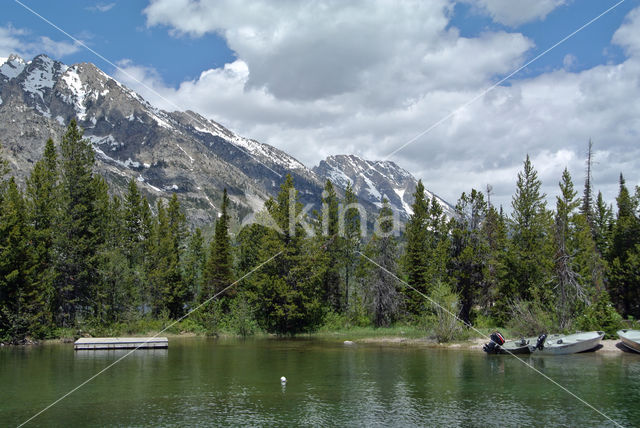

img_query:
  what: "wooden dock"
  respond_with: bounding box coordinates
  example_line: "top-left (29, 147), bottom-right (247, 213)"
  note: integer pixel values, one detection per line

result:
top-left (74, 337), bottom-right (168, 350)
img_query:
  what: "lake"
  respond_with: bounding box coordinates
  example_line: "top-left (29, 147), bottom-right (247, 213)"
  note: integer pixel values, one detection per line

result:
top-left (2, 337), bottom-right (639, 427)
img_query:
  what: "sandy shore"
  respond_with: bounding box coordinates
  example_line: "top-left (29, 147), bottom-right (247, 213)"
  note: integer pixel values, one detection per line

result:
top-left (356, 336), bottom-right (635, 354)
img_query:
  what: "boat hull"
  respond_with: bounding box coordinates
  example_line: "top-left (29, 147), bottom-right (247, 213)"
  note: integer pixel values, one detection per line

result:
top-left (617, 329), bottom-right (640, 353)
top-left (498, 338), bottom-right (536, 355)
top-left (537, 331), bottom-right (604, 355)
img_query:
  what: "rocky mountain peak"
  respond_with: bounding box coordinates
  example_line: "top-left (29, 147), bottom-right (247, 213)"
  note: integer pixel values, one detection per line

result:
top-left (0, 53), bottom-right (27, 80)
top-left (0, 53), bottom-right (452, 225)
top-left (313, 153), bottom-right (454, 219)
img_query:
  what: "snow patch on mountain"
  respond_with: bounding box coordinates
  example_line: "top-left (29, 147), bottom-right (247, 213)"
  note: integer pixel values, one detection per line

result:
top-left (176, 143), bottom-right (194, 164)
top-left (21, 56), bottom-right (63, 101)
top-left (313, 154), bottom-right (454, 219)
top-left (61, 67), bottom-right (88, 120)
top-left (363, 175), bottom-right (381, 201)
top-left (86, 134), bottom-right (124, 151)
top-left (394, 187), bottom-right (414, 216)
top-left (0, 54), bottom-right (26, 79)
top-left (322, 163), bottom-right (352, 188)
top-left (189, 112), bottom-right (307, 171)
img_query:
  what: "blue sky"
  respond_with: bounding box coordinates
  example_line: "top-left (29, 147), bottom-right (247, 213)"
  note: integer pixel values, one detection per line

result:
top-left (2, 0), bottom-right (640, 209)
top-left (451, 1), bottom-right (633, 76)
top-left (3, 0), bottom-right (235, 85)
top-left (4, 1), bottom-right (636, 85)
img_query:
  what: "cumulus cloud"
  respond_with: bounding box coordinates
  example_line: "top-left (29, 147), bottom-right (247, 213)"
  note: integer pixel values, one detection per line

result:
top-left (0, 24), bottom-right (80, 59)
top-left (37, 36), bottom-right (81, 57)
top-left (144, 0), bottom-right (534, 102)
top-left (0, 25), bottom-right (27, 58)
top-left (132, 1), bottom-right (640, 211)
top-left (613, 6), bottom-right (640, 57)
top-left (462, 0), bottom-right (567, 27)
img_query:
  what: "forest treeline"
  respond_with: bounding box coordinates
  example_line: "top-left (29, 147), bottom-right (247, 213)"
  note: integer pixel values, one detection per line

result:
top-left (1, 121), bottom-right (638, 343)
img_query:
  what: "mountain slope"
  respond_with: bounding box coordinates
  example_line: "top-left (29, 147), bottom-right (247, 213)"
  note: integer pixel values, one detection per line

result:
top-left (313, 154), bottom-right (455, 219)
top-left (0, 54), bottom-right (323, 224)
top-left (0, 54), bottom-right (450, 225)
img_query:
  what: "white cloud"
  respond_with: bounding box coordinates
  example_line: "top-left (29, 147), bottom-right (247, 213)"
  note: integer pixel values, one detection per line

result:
top-left (0, 24), bottom-right (80, 59)
top-left (144, 0), bottom-right (534, 102)
top-left (86, 3), bottom-right (116, 13)
top-left (37, 36), bottom-right (81, 57)
top-left (0, 25), bottom-right (27, 58)
top-left (562, 53), bottom-right (577, 70)
top-left (613, 6), bottom-right (640, 57)
top-left (132, 1), bottom-right (640, 211)
top-left (462, 0), bottom-right (567, 27)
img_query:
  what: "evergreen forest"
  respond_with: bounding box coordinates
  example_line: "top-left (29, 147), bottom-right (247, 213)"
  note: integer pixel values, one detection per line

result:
top-left (1, 121), bottom-right (638, 343)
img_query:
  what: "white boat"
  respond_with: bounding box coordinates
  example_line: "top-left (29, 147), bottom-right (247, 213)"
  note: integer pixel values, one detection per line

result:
top-left (537, 331), bottom-right (604, 355)
top-left (617, 329), bottom-right (640, 353)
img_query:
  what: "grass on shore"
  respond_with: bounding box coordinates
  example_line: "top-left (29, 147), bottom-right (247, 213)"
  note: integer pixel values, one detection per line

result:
top-left (45, 310), bottom-right (522, 345)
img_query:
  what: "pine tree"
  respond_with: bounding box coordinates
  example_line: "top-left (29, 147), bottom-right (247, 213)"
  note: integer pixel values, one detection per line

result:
top-left (341, 182), bottom-right (361, 311)
top-left (165, 194), bottom-right (188, 318)
top-left (317, 180), bottom-right (342, 312)
top-left (236, 223), bottom-right (271, 275)
top-left (581, 140), bottom-right (594, 228)
top-left (119, 180), bottom-right (152, 315)
top-left (365, 199), bottom-right (401, 327)
top-left (0, 179), bottom-right (35, 342)
top-left (183, 228), bottom-right (205, 305)
top-left (202, 189), bottom-right (234, 304)
top-left (53, 120), bottom-right (103, 326)
top-left (483, 204), bottom-right (508, 322)
top-left (608, 174), bottom-right (640, 317)
top-left (426, 196), bottom-right (450, 289)
top-left (0, 143), bottom-right (9, 186)
top-left (248, 175), bottom-right (323, 335)
top-left (403, 180), bottom-right (430, 316)
top-left (505, 155), bottom-right (554, 304)
top-left (24, 138), bottom-right (58, 334)
top-left (450, 189), bottom-right (488, 324)
top-left (147, 195), bottom-right (188, 318)
top-left (95, 195), bottom-right (137, 323)
top-left (123, 179), bottom-right (148, 267)
top-left (593, 191), bottom-right (613, 256)
top-left (554, 169), bottom-right (590, 328)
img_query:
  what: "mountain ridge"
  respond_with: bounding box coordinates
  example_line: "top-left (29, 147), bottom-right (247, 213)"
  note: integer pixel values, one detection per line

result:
top-left (0, 53), bottom-right (452, 225)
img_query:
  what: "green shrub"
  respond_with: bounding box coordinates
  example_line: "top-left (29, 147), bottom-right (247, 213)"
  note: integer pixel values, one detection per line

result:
top-left (427, 281), bottom-right (464, 343)
top-left (508, 298), bottom-right (556, 337)
top-left (319, 311), bottom-right (350, 331)
top-left (576, 291), bottom-right (623, 339)
top-left (226, 296), bottom-right (259, 337)
top-left (473, 313), bottom-right (499, 330)
top-left (191, 300), bottom-right (223, 336)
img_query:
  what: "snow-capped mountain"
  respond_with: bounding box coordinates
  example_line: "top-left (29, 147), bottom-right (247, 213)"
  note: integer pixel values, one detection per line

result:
top-left (0, 54), bottom-right (450, 225)
top-left (313, 154), bottom-right (455, 219)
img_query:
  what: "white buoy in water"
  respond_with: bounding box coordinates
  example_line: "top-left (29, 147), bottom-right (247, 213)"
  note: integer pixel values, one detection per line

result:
top-left (280, 376), bottom-right (287, 384)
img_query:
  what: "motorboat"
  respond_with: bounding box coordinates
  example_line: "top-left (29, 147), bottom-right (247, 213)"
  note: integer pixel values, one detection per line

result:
top-left (537, 331), bottom-right (604, 355)
top-left (617, 329), bottom-right (640, 353)
top-left (483, 332), bottom-right (546, 355)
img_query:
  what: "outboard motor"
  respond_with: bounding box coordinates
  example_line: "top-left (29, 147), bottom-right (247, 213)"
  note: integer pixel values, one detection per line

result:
top-left (483, 331), bottom-right (506, 354)
top-left (535, 333), bottom-right (547, 350)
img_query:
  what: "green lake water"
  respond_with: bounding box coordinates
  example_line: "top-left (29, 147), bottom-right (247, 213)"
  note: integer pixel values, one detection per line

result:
top-left (2, 337), bottom-right (639, 427)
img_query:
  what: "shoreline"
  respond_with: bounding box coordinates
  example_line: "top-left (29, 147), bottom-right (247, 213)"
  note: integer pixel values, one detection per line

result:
top-left (14, 335), bottom-right (635, 356)
top-left (352, 336), bottom-right (633, 354)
